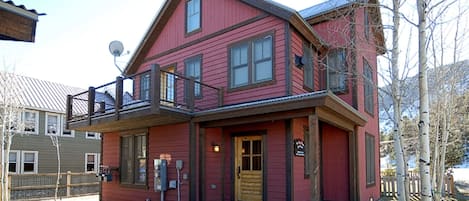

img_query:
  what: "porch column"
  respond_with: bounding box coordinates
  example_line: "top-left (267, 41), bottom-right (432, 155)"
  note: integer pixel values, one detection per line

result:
top-left (308, 114), bottom-right (321, 201)
top-left (349, 129), bottom-right (359, 201)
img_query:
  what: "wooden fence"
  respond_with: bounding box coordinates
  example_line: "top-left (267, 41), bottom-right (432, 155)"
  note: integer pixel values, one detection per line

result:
top-left (8, 171), bottom-right (99, 200)
top-left (381, 173), bottom-right (456, 197)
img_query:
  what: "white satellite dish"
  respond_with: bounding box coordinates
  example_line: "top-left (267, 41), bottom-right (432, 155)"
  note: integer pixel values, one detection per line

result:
top-left (109, 40), bottom-right (124, 57)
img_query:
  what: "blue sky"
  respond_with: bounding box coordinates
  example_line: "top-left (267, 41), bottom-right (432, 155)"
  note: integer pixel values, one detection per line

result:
top-left (1, 0), bottom-right (319, 89)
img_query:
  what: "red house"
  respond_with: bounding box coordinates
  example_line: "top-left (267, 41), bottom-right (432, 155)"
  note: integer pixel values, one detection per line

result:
top-left (66, 0), bottom-right (384, 200)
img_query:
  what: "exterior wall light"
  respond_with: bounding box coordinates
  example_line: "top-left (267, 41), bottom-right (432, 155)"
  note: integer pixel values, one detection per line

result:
top-left (212, 144), bottom-right (220, 153)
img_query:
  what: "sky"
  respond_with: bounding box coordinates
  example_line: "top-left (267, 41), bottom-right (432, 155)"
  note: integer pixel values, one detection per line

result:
top-left (1, 0), bottom-right (320, 89)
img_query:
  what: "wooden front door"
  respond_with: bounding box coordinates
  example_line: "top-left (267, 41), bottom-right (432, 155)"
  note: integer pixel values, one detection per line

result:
top-left (235, 136), bottom-right (263, 201)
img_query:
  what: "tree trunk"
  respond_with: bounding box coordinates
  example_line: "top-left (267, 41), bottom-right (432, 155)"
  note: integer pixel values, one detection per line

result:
top-left (417, 0), bottom-right (433, 200)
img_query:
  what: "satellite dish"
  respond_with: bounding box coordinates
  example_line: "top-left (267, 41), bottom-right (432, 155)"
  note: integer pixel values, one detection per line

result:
top-left (109, 40), bottom-right (124, 57)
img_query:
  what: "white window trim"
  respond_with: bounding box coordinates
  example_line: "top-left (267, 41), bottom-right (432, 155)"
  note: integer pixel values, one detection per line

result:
top-left (86, 132), bottom-right (101, 140)
top-left (8, 150), bottom-right (20, 174)
top-left (21, 151), bottom-right (38, 174)
top-left (85, 153), bottom-right (100, 173)
top-left (23, 110), bottom-right (39, 135)
top-left (45, 113), bottom-right (61, 136)
top-left (61, 115), bottom-right (75, 137)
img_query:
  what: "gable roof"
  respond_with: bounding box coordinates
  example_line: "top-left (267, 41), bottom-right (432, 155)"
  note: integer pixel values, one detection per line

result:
top-left (124, 0), bottom-right (327, 75)
top-left (0, 72), bottom-right (85, 113)
top-left (299, 0), bottom-right (352, 19)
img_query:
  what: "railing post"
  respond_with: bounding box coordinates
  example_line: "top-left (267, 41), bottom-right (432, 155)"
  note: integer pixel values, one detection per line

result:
top-left (66, 171), bottom-right (71, 197)
top-left (87, 87), bottom-right (95, 126)
top-left (218, 87), bottom-right (224, 107)
top-left (188, 77), bottom-right (195, 112)
top-left (65, 95), bottom-right (73, 129)
top-left (115, 76), bottom-right (124, 120)
top-left (150, 64), bottom-right (160, 114)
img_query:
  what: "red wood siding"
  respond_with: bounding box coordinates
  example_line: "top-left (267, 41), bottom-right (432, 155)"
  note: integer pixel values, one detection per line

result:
top-left (292, 118), bottom-right (311, 201)
top-left (204, 127), bottom-right (224, 201)
top-left (291, 30), bottom-right (305, 95)
top-left (321, 123), bottom-right (350, 201)
top-left (140, 15), bottom-right (288, 106)
top-left (146, 0), bottom-right (263, 58)
top-left (101, 123), bottom-right (190, 201)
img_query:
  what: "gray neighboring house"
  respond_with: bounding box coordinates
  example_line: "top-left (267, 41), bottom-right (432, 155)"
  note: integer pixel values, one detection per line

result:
top-left (7, 73), bottom-right (101, 174)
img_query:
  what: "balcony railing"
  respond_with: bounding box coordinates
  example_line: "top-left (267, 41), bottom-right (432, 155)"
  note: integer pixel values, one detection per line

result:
top-left (66, 64), bottom-right (223, 124)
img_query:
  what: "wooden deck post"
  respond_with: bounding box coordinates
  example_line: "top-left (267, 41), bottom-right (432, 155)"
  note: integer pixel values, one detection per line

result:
top-left (218, 87), bottom-right (224, 107)
top-left (87, 87), bottom-right (95, 125)
top-left (150, 64), bottom-right (160, 114)
top-left (115, 76), bottom-right (123, 120)
top-left (308, 114), bottom-right (321, 201)
top-left (188, 77), bottom-right (195, 112)
top-left (65, 95), bottom-right (72, 129)
top-left (66, 171), bottom-right (71, 197)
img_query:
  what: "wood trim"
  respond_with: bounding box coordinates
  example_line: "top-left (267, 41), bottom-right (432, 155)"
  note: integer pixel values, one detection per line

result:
top-left (308, 114), bottom-right (321, 201)
top-left (285, 22), bottom-right (292, 96)
top-left (262, 134), bottom-right (268, 201)
top-left (349, 130), bottom-right (359, 201)
top-left (316, 107), bottom-right (355, 132)
top-left (189, 121), bottom-right (197, 201)
top-left (285, 119), bottom-right (293, 201)
top-left (142, 14), bottom-right (269, 65)
top-left (198, 127), bottom-right (206, 201)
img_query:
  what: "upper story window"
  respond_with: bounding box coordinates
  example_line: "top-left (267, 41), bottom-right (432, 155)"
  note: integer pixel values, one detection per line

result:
top-left (186, 0), bottom-right (201, 34)
top-left (140, 73), bottom-right (150, 101)
top-left (185, 55), bottom-right (202, 97)
top-left (23, 110), bottom-right (39, 134)
top-left (326, 49), bottom-right (347, 92)
top-left (45, 113), bottom-right (60, 135)
top-left (121, 134), bottom-right (147, 186)
top-left (230, 34), bottom-right (273, 89)
top-left (86, 132), bottom-right (101, 140)
top-left (303, 43), bottom-right (314, 90)
top-left (363, 60), bottom-right (374, 115)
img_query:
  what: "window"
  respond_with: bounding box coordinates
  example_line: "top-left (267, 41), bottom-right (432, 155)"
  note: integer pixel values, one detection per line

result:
top-left (327, 49), bottom-right (347, 92)
top-left (230, 35), bottom-right (273, 88)
top-left (365, 134), bottom-right (375, 186)
top-left (121, 134), bottom-right (147, 185)
top-left (22, 151), bottom-right (38, 174)
top-left (185, 55), bottom-right (202, 97)
top-left (9, 151), bottom-right (20, 174)
top-left (62, 116), bottom-right (75, 137)
top-left (364, 8), bottom-right (370, 40)
top-left (303, 43), bottom-right (314, 90)
top-left (45, 113), bottom-right (60, 135)
top-left (23, 110), bottom-right (39, 134)
top-left (363, 60), bottom-right (374, 115)
top-left (140, 73), bottom-right (150, 101)
top-left (186, 0), bottom-right (201, 33)
top-left (86, 132), bottom-right (101, 139)
top-left (85, 153), bottom-right (100, 172)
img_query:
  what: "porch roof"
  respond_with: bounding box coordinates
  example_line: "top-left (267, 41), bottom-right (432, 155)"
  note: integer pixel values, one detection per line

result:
top-left (193, 90), bottom-right (367, 131)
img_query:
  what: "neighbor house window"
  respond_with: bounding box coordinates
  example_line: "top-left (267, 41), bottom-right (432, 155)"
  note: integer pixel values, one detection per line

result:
top-left (327, 49), bottom-right (347, 92)
top-left (22, 151), bottom-right (38, 174)
top-left (363, 60), bottom-right (374, 115)
top-left (9, 151), bottom-right (20, 174)
top-left (121, 134), bottom-right (147, 185)
top-left (230, 34), bottom-right (273, 88)
top-left (62, 116), bottom-right (75, 137)
top-left (140, 73), bottom-right (150, 101)
top-left (86, 132), bottom-right (101, 139)
top-left (303, 43), bottom-right (314, 90)
top-left (365, 133), bottom-right (376, 186)
top-left (186, 0), bottom-right (201, 33)
top-left (85, 153), bottom-right (100, 172)
top-left (23, 110), bottom-right (39, 134)
top-left (45, 113), bottom-right (60, 135)
top-left (185, 55), bottom-right (202, 97)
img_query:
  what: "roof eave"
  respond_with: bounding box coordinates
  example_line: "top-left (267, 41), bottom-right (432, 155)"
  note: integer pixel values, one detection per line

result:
top-left (0, 1), bottom-right (40, 20)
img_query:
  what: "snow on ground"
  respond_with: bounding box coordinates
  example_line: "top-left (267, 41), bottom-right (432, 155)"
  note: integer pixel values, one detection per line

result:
top-left (453, 168), bottom-right (469, 182)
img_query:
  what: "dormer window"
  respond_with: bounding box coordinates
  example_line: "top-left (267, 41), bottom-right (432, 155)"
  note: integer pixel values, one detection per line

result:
top-left (186, 0), bottom-right (201, 34)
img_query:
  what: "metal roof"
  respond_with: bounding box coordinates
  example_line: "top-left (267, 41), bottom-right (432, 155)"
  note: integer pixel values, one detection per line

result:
top-left (0, 72), bottom-right (85, 113)
top-left (299, 0), bottom-right (353, 20)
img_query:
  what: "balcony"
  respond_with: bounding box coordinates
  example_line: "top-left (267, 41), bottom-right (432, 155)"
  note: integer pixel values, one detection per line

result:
top-left (66, 64), bottom-right (223, 132)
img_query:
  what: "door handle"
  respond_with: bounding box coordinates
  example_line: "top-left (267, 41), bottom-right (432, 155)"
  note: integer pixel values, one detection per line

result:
top-left (237, 166), bottom-right (241, 179)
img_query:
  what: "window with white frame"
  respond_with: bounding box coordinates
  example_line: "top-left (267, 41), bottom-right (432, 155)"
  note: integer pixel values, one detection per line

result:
top-left (85, 153), bottom-right (100, 172)
top-left (23, 110), bottom-right (39, 134)
top-left (61, 116), bottom-right (75, 137)
top-left (45, 113), bottom-right (60, 135)
top-left (229, 34), bottom-right (273, 88)
top-left (86, 132), bottom-right (101, 139)
top-left (9, 151), bottom-right (20, 174)
top-left (186, 0), bottom-right (201, 33)
top-left (21, 151), bottom-right (38, 174)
